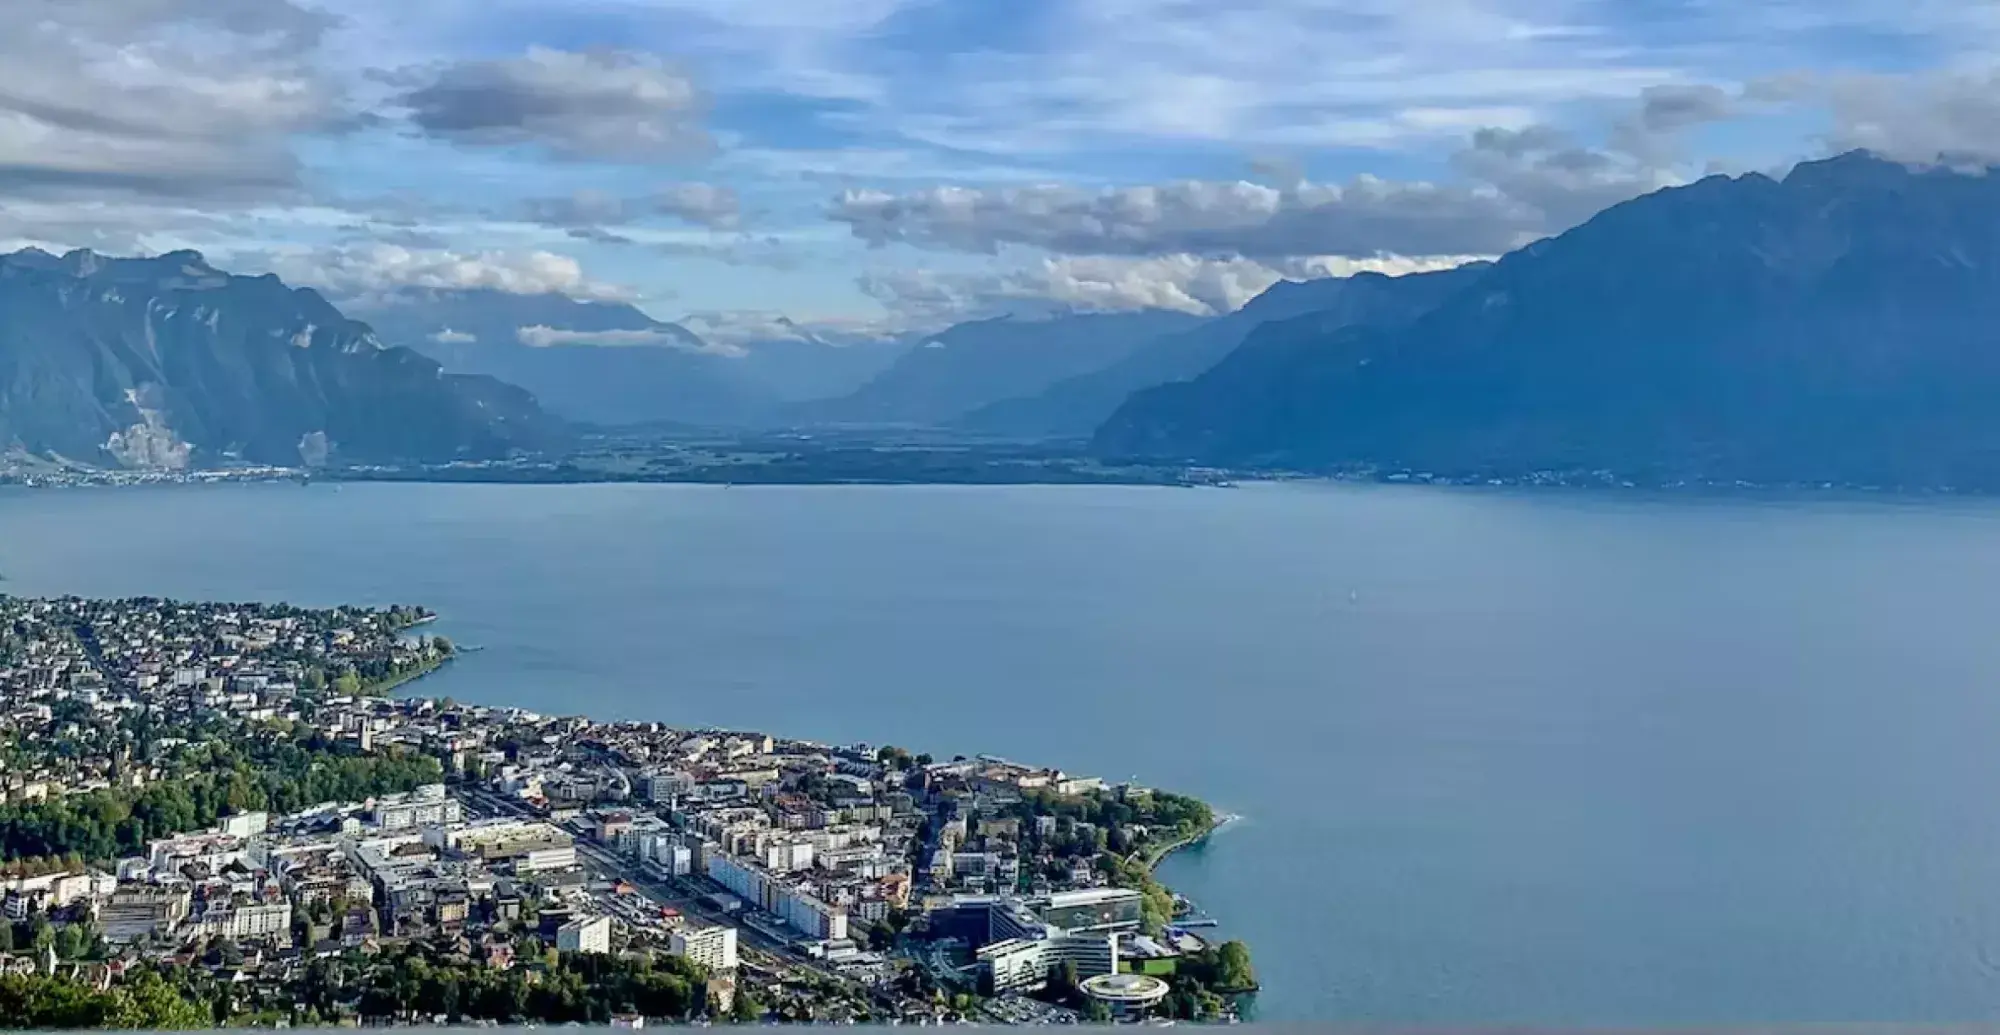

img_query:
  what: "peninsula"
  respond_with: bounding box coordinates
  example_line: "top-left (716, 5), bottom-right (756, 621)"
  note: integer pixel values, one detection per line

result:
top-left (0, 594), bottom-right (1252, 1026)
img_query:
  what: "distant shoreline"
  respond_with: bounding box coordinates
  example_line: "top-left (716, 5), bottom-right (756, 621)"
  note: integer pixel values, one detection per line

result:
top-left (17, 462), bottom-right (2000, 496)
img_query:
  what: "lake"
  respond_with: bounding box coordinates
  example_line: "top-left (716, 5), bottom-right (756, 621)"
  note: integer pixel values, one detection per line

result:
top-left (9, 481), bottom-right (2000, 1022)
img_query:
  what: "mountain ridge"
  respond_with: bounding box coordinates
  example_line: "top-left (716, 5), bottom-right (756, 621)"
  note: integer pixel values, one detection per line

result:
top-left (0, 249), bottom-right (561, 468)
top-left (1095, 151), bottom-right (2000, 487)
top-left (792, 309), bottom-right (1206, 427)
top-left (958, 266), bottom-right (1488, 439)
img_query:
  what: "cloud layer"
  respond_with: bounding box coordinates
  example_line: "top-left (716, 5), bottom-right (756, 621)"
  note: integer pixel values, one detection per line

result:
top-left (13, 0), bottom-right (2000, 333)
top-left (0, 0), bottom-right (340, 201)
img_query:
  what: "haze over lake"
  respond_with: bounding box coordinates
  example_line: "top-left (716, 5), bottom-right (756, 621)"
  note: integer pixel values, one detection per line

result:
top-left (9, 481), bottom-right (2000, 1022)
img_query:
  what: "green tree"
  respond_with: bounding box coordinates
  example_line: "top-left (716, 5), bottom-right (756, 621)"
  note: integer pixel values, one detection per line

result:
top-left (332, 671), bottom-right (362, 696)
top-left (1049, 960), bottom-right (1080, 1002)
top-left (53, 922), bottom-right (87, 960)
top-left (1215, 940), bottom-right (1256, 989)
top-left (110, 971), bottom-right (212, 1029)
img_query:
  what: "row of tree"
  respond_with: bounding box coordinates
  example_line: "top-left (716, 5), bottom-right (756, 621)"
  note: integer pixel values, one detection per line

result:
top-left (0, 733), bottom-right (442, 864)
top-left (0, 970), bottom-right (210, 1029)
top-left (282, 945), bottom-right (735, 1025)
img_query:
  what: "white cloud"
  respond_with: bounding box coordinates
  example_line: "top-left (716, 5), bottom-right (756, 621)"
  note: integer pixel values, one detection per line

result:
top-left (804, 0), bottom-right (1691, 157)
top-left (0, 0), bottom-right (343, 201)
top-left (260, 244), bottom-right (631, 304)
top-left (522, 183), bottom-right (741, 234)
top-left (516, 324), bottom-right (743, 356)
top-left (856, 252), bottom-right (1481, 327)
top-left (654, 183), bottom-right (741, 228)
top-left (429, 328), bottom-right (477, 344)
top-left (833, 174), bottom-right (1532, 259)
top-left (1810, 69), bottom-right (2000, 164)
top-left (679, 310), bottom-right (911, 347)
top-left (833, 114), bottom-right (1701, 260)
top-left (388, 47), bottom-right (710, 161)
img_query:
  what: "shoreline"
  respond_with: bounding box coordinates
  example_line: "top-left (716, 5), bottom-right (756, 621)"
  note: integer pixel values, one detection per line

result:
top-left (1143, 812), bottom-right (1240, 872)
top-left (363, 652), bottom-right (452, 696)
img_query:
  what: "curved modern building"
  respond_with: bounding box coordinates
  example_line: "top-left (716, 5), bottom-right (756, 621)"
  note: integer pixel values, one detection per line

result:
top-left (1080, 973), bottom-right (1170, 1018)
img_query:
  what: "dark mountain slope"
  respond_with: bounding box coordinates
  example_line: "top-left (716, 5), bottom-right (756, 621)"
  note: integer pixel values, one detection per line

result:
top-left (960, 265), bottom-right (1485, 439)
top-left (1097, 153), bottom-right (2000, 487)
top-left (0, 250), bottom-right (559, 468)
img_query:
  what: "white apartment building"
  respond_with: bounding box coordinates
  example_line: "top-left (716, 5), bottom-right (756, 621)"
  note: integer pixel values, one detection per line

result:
top-left (669, 925), bottom-right (739, 972)
top-left (224, 901), bottom-right (294, 940)
top-left (978, 930), bottom-right (1119, 994)
top-left (370, 784), bottom-right (464, 830)
top-left (557, 915), bottom-right (613, 954)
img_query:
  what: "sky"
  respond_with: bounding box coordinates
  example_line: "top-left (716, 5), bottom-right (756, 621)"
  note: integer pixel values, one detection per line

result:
top-left (4, 0), bottom-right (2000, 344)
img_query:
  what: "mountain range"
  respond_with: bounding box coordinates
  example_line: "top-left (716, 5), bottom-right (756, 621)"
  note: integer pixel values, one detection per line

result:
top-left (790, 310), bottom-right (1205, 427)
top-left (354, 290), bottom-right (768, 427)
top-left (958, 266), bottom-right (1487, 439)
top-left (14, 151), bottom-right (2000, 485)
top-left (0, 249), bottom-right (558, 468)
top-left (1096, 152), bottom-right (2000, 487)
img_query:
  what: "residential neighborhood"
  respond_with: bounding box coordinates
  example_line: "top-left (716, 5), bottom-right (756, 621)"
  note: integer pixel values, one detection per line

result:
top-left (0, 594), bottom-right (1252, 1025)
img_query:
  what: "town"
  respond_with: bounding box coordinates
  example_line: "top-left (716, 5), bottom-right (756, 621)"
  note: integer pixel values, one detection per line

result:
top-left (0, 594), bottom-right (1254, 1026)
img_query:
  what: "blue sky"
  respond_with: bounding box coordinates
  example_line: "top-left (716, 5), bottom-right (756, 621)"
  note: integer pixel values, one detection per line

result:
top-left (2, 0), bottom-right (1997, 343)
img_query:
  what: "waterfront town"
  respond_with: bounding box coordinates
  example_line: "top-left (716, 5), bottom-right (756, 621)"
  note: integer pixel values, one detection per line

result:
top-left (0, 594), bottom-right (1253, 1026)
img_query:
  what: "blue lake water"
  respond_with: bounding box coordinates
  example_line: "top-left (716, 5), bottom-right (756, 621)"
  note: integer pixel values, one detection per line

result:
top-left (10, 481), bottom-right (2000, 1022)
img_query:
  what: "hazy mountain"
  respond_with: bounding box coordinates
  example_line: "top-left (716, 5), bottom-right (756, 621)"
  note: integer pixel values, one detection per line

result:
top-left (1097, 152), bottom-right (2000, 487)
top-left (0, 249), bottom-right (559, 468)
top-left (358, 289), bottom-right (774, 427)
top-left (727, 330), bottom-right (913, 403)
top-left (794, 310), bottom-right (1204, 427)
top-left (959, 266), bottom-right (1486, 439)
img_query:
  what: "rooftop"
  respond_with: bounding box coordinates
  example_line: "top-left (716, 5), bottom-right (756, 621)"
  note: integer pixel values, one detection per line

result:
top-left (1080, 972), bottom-right (1170, 1003)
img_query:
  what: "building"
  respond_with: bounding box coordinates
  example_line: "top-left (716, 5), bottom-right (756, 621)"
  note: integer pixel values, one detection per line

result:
top-left (431, 819), bottom-right (576, 873)
top-left (596, 811), bottom-right (634, 845)
top-left (763, 840), bottom-right (814, 873)
top-left (639, 832), bottom-right (693, 877)
top-left (556, 915), bottom-right (613, 954)
top-left (704, 851), bottom-right (848, 942)
top-left (370, 784), bottom-right (463, 830)
top-left (775, 889), bottom-right (847, 942)
top-left (220, 812), bottom-right (269, 838)
top-left (977, 929), bottom-right (1119, 994)
top-left (640, 770), bottom-right (695, 802)
top-left (1035, 887), bottom-right (1144, 933)
top-left (669, 925), bottom-right (739, 972)
top-left (214, 902), bottom-right (293, 940)
top-left (98, 886), bottom-right (191, 943)
top-left (1080, 973), bottom-right (1169, 1018)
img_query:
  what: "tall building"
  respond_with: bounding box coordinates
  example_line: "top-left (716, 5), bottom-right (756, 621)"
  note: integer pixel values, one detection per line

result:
top-left (704, 851), bottom-right (848, 941)
top-left (556, 915), bottom-right (613, 954)
top-left (670, 925), bottom-right (739, 972)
